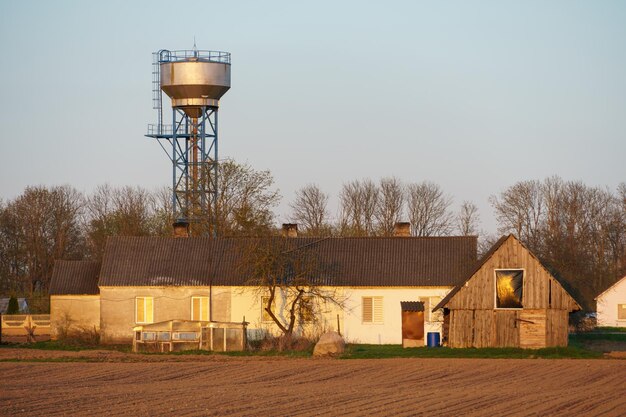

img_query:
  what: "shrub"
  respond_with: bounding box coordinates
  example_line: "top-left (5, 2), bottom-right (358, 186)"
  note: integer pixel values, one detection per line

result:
top-left (55, 312), bottom-right (100, 346)
top-left (7, 296), bottom-right (19, 314)
top-left (256, 334), bottom-right (314, 352)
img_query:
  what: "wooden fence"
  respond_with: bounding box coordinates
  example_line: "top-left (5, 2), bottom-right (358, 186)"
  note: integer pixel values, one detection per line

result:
top-left (1, 314), bottom-right (51, 342)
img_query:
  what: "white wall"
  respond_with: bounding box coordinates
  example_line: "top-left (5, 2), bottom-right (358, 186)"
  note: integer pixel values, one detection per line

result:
top-left (597, 276), bottom-right (626, 327)
top-left (50, 295), bottom-right (100, 340)
top-left (230, 286), bottom-right (344, 341)
top-left (96, 285), bottom-right (454, 345)
top-left (341, 287), bottom-right (452, 345)
top-left (229, 286), bottom-right (452, 344)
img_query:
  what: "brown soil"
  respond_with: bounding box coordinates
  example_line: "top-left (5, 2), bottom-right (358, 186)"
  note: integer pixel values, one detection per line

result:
top-left (1, 350), bottom-right (625, 416)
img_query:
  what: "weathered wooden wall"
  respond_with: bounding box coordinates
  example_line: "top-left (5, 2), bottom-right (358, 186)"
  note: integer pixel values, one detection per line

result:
top-left (546, 309), bottom-right (569, 347)
top-left (449, 310), bottom-right (473, 348)
top-left (519, 310), bottom-right (546, 349)
top-left (448, 310), bottom-right (526, 348)
top-left (444, 236), bottom-right (577, 348)
top-left (447, 237), bottom-right (578, 311)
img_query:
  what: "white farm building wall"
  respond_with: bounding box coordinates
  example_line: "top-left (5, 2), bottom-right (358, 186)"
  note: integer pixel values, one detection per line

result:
top-left (596, 276), bottom-right (626, 328)
top-left (229, 287), bottom-right (345, 340)
top-left (341, 287), bottom-right (452, 345)
top-left (229, 286), bottom-right (453, 345)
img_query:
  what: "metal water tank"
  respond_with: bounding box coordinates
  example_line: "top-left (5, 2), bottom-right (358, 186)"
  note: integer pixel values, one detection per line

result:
top-left (159, 49), bottom-right (231, 117)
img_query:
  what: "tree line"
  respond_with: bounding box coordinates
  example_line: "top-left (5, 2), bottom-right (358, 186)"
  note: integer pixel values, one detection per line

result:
top-left (490, 177), bottom-right (626, 310)
top-left (0, 160), bottom-right (280, 305)
top-left (0, 159), bottom-right (624, 311)
top-left (291, 179), bottom-right (480, 238)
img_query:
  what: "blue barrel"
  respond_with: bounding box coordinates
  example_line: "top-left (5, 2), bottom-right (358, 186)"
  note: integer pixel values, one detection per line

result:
top-left (427, 332), bottom-right (440, 347)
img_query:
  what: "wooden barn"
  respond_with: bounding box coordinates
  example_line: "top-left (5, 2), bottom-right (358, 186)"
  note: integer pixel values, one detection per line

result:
top-left (433, 234), bottom-right (580, 349)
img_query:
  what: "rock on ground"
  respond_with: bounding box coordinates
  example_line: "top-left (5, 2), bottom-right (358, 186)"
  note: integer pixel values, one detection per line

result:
top-left (313, 331), bottom-right (345, 356)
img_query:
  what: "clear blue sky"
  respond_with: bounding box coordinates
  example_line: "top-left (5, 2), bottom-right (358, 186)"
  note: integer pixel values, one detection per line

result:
top-left (1, 0), bottom-right (624, 233)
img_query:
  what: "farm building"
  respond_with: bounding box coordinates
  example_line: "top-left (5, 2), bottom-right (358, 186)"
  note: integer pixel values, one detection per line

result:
top-left (49, 260), bottom-right (101, 339)
top-left (432, 234), bottom-right (581, 348)
top-left (49, 224), bottom-right (477, 346)
top-left (596, 275), bottom-right (626, 328)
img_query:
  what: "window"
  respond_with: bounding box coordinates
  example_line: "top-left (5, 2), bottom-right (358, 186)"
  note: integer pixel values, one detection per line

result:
top-left (362, 296), bottom-right (383, 324)
top-left (142, 332), bottom-right (156, 341)
top-left (136, 297), bottom-right (154, 323)
top-left (299, 296), bottom-right (314, 323)
top-left (261, 296), bottom-right (275, 322)
top-left (495, 270), bottom-right (524, 309)
top-left (173, 332), bottom-right (198, 341)
top-left (618, 304), bottom-right (626, 320)
top-left (191, 296), bottom-right (210, 321)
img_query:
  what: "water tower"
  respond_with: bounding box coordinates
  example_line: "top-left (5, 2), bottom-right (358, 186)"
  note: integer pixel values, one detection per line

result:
top-left (146, 47), bottom-right (231, 236)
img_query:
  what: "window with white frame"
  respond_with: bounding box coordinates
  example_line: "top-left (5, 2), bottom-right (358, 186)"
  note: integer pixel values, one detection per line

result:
top-left (362, 296), bottom-right (383, 324)
top-left (618, 304), bottom-right (626, 320)
top-left (191, 296), bottom-right (210, 321)
top-left (136, 297), bottom-right (154, 324)
top-left (495, 269), bottom-right (524, 309)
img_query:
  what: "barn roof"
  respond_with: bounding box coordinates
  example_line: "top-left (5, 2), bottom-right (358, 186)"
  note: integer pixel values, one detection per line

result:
top-left (432, 234), bottom-right (582, 311)
top-left (49, 260), bottom-right (101, 295)
top-left (98, 236), bottom-right (477, 287)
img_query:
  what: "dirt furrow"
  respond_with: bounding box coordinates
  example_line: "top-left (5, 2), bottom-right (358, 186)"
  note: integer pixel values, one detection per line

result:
top-left (2, 358), bottom-right (626, 416)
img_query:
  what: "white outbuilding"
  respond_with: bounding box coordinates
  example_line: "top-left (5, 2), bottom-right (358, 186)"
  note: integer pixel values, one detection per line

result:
top-left (596, 275), bottom-right (626, 328)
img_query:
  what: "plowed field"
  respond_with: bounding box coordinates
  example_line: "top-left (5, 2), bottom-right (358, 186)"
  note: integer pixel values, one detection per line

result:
top-left (1, 351), bottom-right (625, 416)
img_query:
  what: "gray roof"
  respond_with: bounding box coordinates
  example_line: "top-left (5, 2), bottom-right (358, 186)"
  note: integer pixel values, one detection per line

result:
top-left (400, 301), bottom-right (425, 312)
top-left (99, 236), bottom-right (477, 287)
top-left (49, 260), bottom-right (101, 295)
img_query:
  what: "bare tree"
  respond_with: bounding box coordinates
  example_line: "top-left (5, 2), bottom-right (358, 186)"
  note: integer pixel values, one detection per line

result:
top-left (489, 180), bottom-right (543, 250)
top-left (457, 201), bottom-right (480, 236)
top-left (84, 184), bottom-right (155, 258)
top-left (214, 160), bottom-right (281, 236)
top-left (289, 184), bottom-right (330, 236)
top-left (150, 186), bottom-right (174, 236)
top-left (239, 238), bottom-right (344, 345)
top-left (376, 177), bottom-right (405, 236)
top-left (338, 179), bottom-right (379, 236)
top-left (0, 186), bottom-right (85, 298)
top-left (490, 176), bottom-right (626, 309)
top-left (618, 183), bottom-right (626, 209)
top-left (406, 181), bottom-right (453, 236)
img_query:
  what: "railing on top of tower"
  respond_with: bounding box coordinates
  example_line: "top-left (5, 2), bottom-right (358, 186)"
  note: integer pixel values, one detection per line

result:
top-left (157, 49), bottom-right (231, 64)
top-left (149, 48), bottom-right (231, 137)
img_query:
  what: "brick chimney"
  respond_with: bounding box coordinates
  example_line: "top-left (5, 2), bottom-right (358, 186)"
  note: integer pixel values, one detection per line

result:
top-left (173, 221), bottom-right (190, 238)
top-left (393, 222), bottom-right (411, 237)
top-left (281, 223), bottom-right (298, 238)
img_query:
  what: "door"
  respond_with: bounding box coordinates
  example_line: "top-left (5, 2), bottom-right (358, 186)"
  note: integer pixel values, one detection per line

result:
top-left (402, 310), bottom-right (425, 348)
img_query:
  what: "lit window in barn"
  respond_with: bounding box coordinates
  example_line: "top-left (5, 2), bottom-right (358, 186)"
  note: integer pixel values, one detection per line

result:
top-left (136, 297), bottom-right (154, 323)
top-left (191, 296), bottom-right (209, 321)
top-left (618, 304), bottom-right (626, 320)
top-left (362, 296), bottom-right (384, 324)
top-left (495, 270), bottom-right (524, 309)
